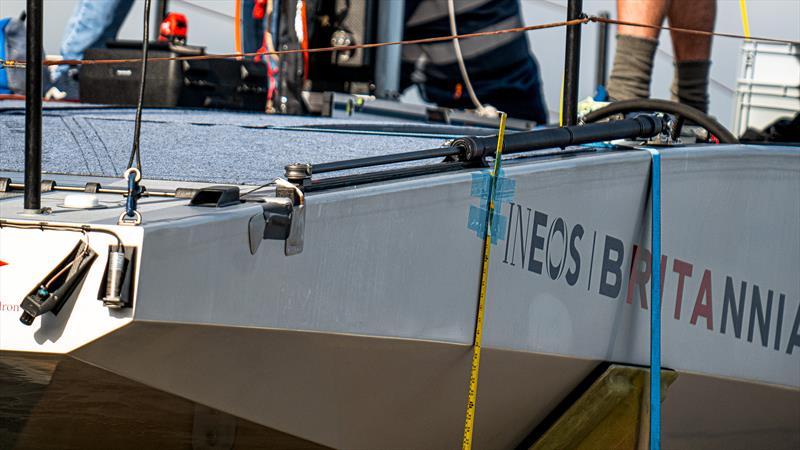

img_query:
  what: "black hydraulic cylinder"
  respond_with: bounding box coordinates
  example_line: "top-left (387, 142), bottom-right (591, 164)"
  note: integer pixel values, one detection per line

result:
top-left (562, 0), bottom-right (583, 126)
top-left (452, 115), bottom-right (667, 162)
top-left (24, 0), bottom-right (43, 212)
top-left (595, 11), bottom-right (610, 88)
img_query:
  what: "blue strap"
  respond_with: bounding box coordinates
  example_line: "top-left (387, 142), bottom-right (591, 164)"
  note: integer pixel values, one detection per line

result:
top-left (645, 148), bottom-right (662, 450)
top-left (126, 172), bottom-right (139, 218)
top-left (0, 17), bottom-right (11, 94)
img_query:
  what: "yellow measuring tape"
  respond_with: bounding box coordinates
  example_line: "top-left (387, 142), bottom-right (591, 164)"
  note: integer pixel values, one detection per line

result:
top-left (739, 0), bottom-right (751, 40)
top-left (462, 112), bottom-right (508, 450)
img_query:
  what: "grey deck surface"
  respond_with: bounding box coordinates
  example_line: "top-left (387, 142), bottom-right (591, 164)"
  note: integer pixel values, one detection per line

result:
top-left (0, 101), bottom-right (463, 184)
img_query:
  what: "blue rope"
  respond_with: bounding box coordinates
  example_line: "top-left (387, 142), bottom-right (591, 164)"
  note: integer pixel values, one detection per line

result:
top-left (126, 172), bottom-right (139, 218)
top-left (646, 148), bottom-right (662, 450)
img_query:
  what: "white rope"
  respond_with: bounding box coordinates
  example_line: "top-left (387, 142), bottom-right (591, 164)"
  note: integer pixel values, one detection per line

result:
top-left (447, 0), bottom-right (493, 117)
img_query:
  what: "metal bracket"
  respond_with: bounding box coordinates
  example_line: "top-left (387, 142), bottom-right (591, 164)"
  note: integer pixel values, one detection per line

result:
top-left (247, 197), bottom-right (292, 255)
top-left (246, 186), bottom-right (304, 256)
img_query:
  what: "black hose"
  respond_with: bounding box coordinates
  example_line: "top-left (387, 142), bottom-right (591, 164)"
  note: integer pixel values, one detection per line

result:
top-left (582, 99), bottom-right (739, 144)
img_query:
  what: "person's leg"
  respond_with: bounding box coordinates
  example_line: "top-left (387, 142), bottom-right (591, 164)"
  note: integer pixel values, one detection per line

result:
top-left (87, 0), bottom-right (136, 48)
top-left (606, 0), bottom-right (669, 101)
top-left (616, 0), bottom-right (668, 40)
top-left (53, 0), bottom-right (132, 82)
top-left (667, 0), bottom-right (716, 112)
top-left (241, 0), bottom-right (266, 53)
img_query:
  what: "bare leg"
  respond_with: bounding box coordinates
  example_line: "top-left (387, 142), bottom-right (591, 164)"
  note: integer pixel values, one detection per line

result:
top-left (617, 0), bottom-right (670, 39)
top-left (667, 0), bottom-right (715, 112)
top-left (606, 0), bottom-right (669, 100)
top-left (668, 0), bottom-right (716, 61)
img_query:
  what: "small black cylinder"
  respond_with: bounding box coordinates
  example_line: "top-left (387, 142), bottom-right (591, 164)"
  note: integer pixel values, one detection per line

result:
top-left (562, 0), bottom-right (583, 127)
top-left (24, 0), bottom-right (43, 212)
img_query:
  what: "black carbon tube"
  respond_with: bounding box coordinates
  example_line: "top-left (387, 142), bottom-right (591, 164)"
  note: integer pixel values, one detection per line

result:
top-left (313, 146), bottom-right (458, 174)
top-left (562, 0), bottom-right (583, 126)
top-left (24, 0), bottom-right (43, 212)
top-left (453, 115), bottom-right (667, 162)
top-left (595, 11), bottom-right (610, 88)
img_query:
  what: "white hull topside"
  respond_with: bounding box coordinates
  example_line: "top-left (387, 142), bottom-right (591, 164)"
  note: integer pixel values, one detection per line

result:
top-left (1, 143), bottom-right (799, 448)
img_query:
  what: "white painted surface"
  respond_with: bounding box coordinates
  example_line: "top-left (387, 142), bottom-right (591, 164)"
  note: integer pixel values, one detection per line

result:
top-left (0, 225), bottom-right (140, 353)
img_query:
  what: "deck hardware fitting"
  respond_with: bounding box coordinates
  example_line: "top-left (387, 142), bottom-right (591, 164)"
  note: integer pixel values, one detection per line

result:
top-left (285, 163), bottom-right (313, 187)
top-left (19, 240), bottom-right (97, 325)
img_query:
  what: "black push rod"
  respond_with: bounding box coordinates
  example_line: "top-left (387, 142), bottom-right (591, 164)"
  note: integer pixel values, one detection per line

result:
top-left (313, 146), bottom-right (459, 174)
top-left (312, 116), bottom-right (666, 174)
top-left (595, 11), bottom-right (610, 89)
top-left (24, 0), bottom-right (43, 212)
top-left (562, 0), bottom-right (583, 126)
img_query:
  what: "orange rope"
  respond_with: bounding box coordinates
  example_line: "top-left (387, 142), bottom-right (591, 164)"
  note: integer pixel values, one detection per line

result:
top-left (590, 16), bottom-right (796, 45)
top-left (234, 0), bottom-right (242, 55)
top-left (2, 15), bottom-right (797, 69)
top-left (3, 17), bottom-right (590, 68)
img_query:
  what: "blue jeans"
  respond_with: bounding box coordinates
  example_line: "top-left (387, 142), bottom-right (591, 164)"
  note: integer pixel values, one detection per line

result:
top-left (52, 0), bottom-right (135, 82)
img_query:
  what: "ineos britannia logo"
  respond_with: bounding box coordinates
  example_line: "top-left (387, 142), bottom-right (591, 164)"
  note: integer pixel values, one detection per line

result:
top-left (500, 200), bottom-right (800, 357)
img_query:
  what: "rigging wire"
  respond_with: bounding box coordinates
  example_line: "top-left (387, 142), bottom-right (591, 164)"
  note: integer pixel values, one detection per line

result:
top-left (117, 0), bottom-right (152, 226)
top-left (240, 181), bottom-right (277, 198)
top-left (595, 16), bottom-right (792, 44)
top-left (127, 0), bottom-right (152, 173)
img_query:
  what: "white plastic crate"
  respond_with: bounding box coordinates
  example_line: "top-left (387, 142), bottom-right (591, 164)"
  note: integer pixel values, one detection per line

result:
top-left (733, 41), bottom-right (800, 136)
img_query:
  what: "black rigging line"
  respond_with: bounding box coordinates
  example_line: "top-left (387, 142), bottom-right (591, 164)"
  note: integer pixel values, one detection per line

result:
top-left (127, 0), bottom-right (152, 173)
